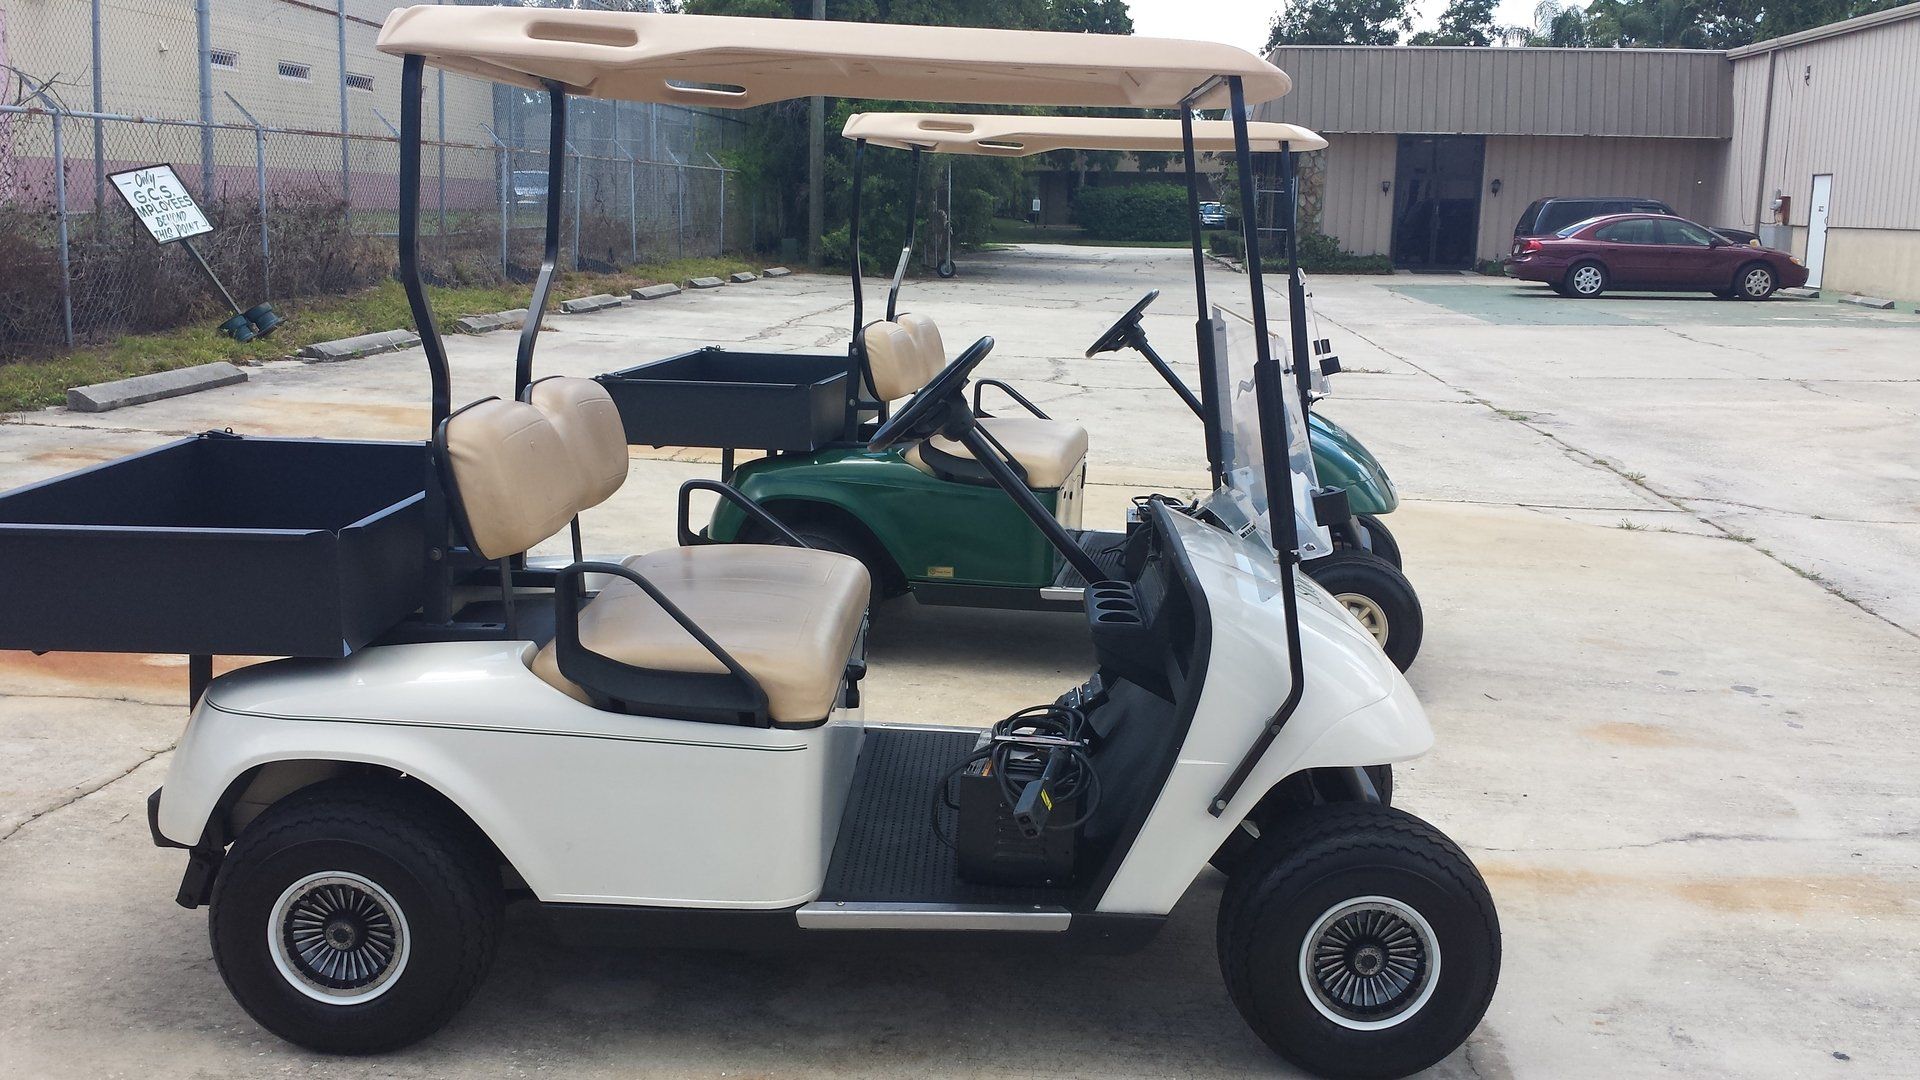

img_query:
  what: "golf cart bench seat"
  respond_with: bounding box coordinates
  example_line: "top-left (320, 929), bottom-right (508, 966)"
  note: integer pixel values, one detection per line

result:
top-left (863, 314), bottom-right (1088, 489)
top-left (441, 387), bottom-right (869, 726)
top-left (908, 417), bottom-right (1088, 489)
top-left (530, 544), bottom-right (868, 724)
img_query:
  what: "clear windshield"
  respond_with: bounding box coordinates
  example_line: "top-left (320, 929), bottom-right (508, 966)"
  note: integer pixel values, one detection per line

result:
top-left (1200, 304), bottom-right (1330, 559)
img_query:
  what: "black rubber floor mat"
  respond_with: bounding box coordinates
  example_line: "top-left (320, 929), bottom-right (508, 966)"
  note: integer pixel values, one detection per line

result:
top-left (819, 727), bottom-right (1068, 906)
top-left (1055, 530), bottom-right (1130, 589)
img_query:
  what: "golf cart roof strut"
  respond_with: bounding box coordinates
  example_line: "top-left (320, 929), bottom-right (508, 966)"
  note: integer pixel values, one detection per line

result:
top-left (885, 145), bottom-right (924, 323)
top-left (397, 52), bottom-right (454, 623)
top-left (1206, 75), bottom-right (1308, 816)
top-left (515, 82), bottom-right (568, 402)
top-left (1180, 108), bottom-right (1223, 488)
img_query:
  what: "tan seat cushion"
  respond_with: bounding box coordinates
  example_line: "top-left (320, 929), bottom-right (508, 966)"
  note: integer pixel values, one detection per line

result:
top-left (862, 312), bottom-right (946, 402)
top-left (531, 544), bottom-right (870, 725)
top-left (905, 416), bottom-right (1088, 490)
top-left (526, 376), bottom-right (629, 510)
top-left (443, 399), bottom-right (584, 561)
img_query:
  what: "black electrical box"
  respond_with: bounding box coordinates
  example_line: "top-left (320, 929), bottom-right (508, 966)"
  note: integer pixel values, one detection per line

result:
top-left (954, 750), bottom-right (1079, 887)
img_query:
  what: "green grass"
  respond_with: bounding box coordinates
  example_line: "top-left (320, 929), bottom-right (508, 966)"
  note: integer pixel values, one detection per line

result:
top-left (987, 218), bottom-right (1191, 249)
top-left (0, 256), bottom-right (759, 414)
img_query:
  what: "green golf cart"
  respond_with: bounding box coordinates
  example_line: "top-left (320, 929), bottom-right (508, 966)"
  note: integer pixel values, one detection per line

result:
top-left (598, 114), bottom-right (1422, 668)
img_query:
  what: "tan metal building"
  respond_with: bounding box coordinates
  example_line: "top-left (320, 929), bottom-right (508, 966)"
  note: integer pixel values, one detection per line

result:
top-left (1260, 3), bottom-right (1920, 299)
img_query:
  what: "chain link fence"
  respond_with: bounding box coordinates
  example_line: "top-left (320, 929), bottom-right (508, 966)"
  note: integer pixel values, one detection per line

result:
top-left (1, 1), bottom-right (749, 352)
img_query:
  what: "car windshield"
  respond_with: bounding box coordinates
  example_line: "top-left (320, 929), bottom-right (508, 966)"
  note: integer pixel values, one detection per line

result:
top-left (1199, 303), bottom-right (1329, 559)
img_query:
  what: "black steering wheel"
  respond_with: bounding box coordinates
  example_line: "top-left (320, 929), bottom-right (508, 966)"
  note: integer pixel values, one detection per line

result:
top-left (1085, 289), bottom-right (1159, 358)
top-left (868, 336), bottom-right (996, 452)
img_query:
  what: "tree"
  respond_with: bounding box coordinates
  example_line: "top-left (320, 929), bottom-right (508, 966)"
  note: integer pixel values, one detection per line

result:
top-left (1410, 0), bottom-right (1501, 45)
top-left (1266, 0), bottom-right (1415, 48)
top-left (1047, 0), bottom-right (1135, 34)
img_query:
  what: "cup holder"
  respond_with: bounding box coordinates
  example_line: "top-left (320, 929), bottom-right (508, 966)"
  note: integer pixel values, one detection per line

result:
top-left (1083, 579), bottom-right (1170, 699)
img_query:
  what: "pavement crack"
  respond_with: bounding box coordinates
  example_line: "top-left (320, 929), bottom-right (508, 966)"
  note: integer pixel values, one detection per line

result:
top-left (0, 744), bottom-right (172, 846)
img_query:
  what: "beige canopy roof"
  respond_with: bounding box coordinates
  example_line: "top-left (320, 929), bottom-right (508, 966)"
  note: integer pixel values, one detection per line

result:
top-left (375, 8), bottom-right (1289, 110)
top-left (842, 113), bottom-right (1329, 155)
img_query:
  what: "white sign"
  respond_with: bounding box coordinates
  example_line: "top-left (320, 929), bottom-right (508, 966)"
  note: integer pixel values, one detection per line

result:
top-left (108, 164), bottom-right (213, 244)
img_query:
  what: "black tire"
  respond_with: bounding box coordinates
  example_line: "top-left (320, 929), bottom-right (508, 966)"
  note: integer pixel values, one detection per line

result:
top-left (1303, 550), bottom-right (1424, 671)
top-left (1563, 260), bottom-right (1607, 298)
top-left (1217, 804), bottom-right (1501, 1080)
top-left (742, 509), bottom-right (903, 600)
top-left (1735, 261), bottom-right (1776, 300)
top-left (1354, 514), bottom-right (1402, 570)
top-left (1210, 766), bottom-right (1393, 876)
top-left (208, 779), bottom-right (503, 1054)
top-left (936, 258), bottom-right (957, 279)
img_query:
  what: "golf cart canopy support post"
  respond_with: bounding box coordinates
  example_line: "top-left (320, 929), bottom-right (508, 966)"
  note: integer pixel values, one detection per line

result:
top-left (1181, 109), bottom-right (1223, 487)
top-left (517, 82), bottom-right (569, 400)
top-left (398, 52), bottom-right (454, 623)
top-left (1208, 76), bottom-right (1307, 816)
top-left (1279, 145), bottom-right (1314, 410)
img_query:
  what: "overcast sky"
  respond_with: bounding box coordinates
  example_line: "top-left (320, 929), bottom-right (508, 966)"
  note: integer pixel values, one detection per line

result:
top-left (1126, 0), bottom-right (1556, 53)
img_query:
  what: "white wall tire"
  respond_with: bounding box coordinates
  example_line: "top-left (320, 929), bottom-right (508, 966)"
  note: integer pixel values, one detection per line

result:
top-left (208, 780), bottom-right (502, 1053)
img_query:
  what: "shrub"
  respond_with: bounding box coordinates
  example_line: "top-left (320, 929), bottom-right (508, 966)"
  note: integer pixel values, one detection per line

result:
top-left (1209, 233), bottom-right (1245, 259)
top-left (1263, 231), bottom-right (1394, 275)
top-left (1073, 183), bottom-right (1189, 242)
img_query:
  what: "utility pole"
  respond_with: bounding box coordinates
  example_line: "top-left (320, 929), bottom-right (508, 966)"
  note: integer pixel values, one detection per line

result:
top-left (806, 0), bottom-right (824, 266)
top-left (195, 0), bottom-right (213, 196)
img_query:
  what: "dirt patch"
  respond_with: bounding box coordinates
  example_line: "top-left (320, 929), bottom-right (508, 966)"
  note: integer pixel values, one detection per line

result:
top-left (0, 650), bottom-right (257, 701)
top-left (1584, 721), bottom-right (1703, 748)
top-left (224, 399), bottom-right (428, 438)
top-left (1479, 861), bottom-right (1914, 918)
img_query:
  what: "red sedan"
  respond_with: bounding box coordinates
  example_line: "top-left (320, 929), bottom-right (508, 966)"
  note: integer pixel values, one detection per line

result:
top-left (1504, 213), bottom-right (1808, 300)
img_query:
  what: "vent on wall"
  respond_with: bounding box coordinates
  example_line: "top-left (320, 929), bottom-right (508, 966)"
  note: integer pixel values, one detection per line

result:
top-left (278, 61), bottom-right (311, 81)
top-left (345, 73), bottom-right (374, 92)
top-left (210, 49), bottom-right (238, 69)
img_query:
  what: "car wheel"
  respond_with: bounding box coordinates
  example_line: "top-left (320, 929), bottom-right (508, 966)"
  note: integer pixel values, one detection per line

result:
top-left (1303, 551), bottom-right (1424, 671)
top-left (1736, 262), bottom-right (1777, 300)
top-left (1217, 804), bottom-right (1501, 1080)
top-left (208, 780), bottom-right (503, 1053)
top-left (1564, 261), bottom-right (1607, 298)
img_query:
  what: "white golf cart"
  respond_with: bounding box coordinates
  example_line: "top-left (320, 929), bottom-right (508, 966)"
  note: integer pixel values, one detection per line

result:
top-left (0, 10), bottom-right (1497, 1079)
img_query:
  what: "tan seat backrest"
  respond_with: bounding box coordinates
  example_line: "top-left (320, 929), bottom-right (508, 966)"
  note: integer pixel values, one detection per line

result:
top-left (442, 399), bottom-right (584, 561)
top-left (861, 312), bottom-right (946, 402)
top-left (527, 376), bottom-right (629, 511)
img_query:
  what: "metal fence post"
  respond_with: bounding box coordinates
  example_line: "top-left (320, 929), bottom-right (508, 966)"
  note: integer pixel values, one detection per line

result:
top-left (195, 0), bottom-right (214, 196)
top-left (226, 93), bottom-right (272, 298)
top-left (336, 0), bottom-right (350, 211)
top-left (484, 124), bottom-right (510, 278)
top-left (90, 0), bottom-right (105, 214)
top-left (50, 106), bottom-right (75, 347)
top-left (437, 69), bottom-right (447, 242)
top-left (709, 154), bottom-right (727, 256)
top-left (568, 136), bottom-right (582, 270)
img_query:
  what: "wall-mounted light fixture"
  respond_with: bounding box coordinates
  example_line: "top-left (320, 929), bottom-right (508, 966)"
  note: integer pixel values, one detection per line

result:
top-left (1380, 180), bottom-right (1391, 195)
top-left (1490, 178), bottom-right (1503, 195)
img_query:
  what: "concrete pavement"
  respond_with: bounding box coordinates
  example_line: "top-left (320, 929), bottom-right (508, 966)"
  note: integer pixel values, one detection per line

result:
top-left (1, 246), bottom-right (1916, 1078)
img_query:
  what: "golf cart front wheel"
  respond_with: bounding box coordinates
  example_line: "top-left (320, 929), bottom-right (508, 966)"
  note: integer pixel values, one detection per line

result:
top-left (208, 779), bottom-right (502, 1053)
top-left (1304, 551), bottom-right (1423, 671)
top-left (1334, 514), bottom-right (1401, 569)
top-left (1218, 804), bottom-right (1501, 1080)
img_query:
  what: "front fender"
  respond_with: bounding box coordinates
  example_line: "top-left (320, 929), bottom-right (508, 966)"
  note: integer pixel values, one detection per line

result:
top-left (1310, 412), bottom-right (1398, 515)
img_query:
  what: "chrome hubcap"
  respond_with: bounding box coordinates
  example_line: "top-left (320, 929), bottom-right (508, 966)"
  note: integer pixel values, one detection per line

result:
top-left (1572, 267), bottom-right (1602, 293)
top-left (269, 871), bottom-right (410, 1004)
top-left (1744, 269), bottom-right (1771, 295)
top-left (1299, 896), bottom-right (1439, 1031)
top-left (1335, 592), bottom-right (1390, 646)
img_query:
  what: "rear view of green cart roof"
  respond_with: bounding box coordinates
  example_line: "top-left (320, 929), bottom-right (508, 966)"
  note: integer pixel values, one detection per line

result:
top-left (375, 7), bottom-right (1291, 108)
top-left (841, 113), bottom-right (1329, 154)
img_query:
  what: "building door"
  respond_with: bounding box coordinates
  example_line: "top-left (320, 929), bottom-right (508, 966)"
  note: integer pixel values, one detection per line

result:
top-left (1391, 135), bottom-right (1485, 270)
top-left (1806, 174), bottom-right (1832, 289)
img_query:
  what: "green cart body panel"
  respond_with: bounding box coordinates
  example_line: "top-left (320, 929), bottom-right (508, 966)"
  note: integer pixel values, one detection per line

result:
top-left (1309, 413), bottom-right (1398, 516)
top-left (707, 415), bottom-right (1393, 592)
top-left (710, 448), bottom-right (1065, 588)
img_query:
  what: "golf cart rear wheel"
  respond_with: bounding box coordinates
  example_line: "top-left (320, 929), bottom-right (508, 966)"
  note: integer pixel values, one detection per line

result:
top-left (1334, 514), bottom-right (1401, 570)
top-left (1304, 551), bottom-right (1423, 671)
top-left (208, 779), bottom-right (502, 1053)
top-left (1218, 804), bottom-right (1500, 1080)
